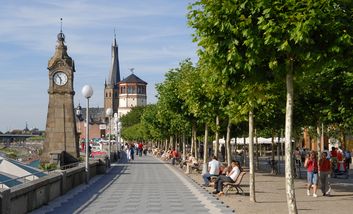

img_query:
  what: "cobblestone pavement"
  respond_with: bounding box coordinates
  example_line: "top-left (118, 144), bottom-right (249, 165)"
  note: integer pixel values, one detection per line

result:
top-left (185, 163), bottom-right (353, 214)
top-left (31, 155), bottom-right (234, 214)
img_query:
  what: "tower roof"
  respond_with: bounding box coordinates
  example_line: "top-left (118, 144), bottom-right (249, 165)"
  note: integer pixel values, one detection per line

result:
top-left (47, 27), bottom-right (74, 70)
top-left (120, 73), bottom-right (147, 84)
top-left (107, 35), bottom-right (120, 86)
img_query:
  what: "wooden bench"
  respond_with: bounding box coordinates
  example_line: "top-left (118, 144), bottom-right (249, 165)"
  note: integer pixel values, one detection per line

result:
top-left (191, 163), bottom-right (202, 173)
top-left (223, 171), bottom-right (246, 195)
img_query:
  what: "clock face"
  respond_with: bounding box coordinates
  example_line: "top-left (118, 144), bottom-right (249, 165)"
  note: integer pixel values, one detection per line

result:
top-left (53, 72), bottom-right (68, 86)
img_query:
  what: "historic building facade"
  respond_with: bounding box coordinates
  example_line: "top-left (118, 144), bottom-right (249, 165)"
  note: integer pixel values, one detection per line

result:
top-left (117, 73), bottom-right (147, 116)
top-left (75, 36), bottom-right (147, 141)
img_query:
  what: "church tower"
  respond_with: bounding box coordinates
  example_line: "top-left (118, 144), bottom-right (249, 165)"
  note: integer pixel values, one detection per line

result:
top-left (42, 27), bottom-right (79, 163)
top-left (104, 34), bottom-right (120, 113)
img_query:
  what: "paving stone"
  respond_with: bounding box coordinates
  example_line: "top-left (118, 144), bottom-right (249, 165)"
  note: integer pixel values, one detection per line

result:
top-left (30, 155), bottom-right (234, 214)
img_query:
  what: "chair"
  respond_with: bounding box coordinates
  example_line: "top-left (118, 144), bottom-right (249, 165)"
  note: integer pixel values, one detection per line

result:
top-left (223, 171), bottom-right (246, 195)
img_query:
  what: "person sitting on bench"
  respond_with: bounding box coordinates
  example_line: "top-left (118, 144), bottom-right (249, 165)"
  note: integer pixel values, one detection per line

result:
top-left (185, 154), bottom-right (198, 174)
top-left (202, 156), bottom-right (220, 187)
top-left (213, 160), bottom-right (241, 196)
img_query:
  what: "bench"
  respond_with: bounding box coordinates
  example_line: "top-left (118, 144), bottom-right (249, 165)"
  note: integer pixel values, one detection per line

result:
top-left (223, 171), bottom-right (246, 195)
top-left (191, 163), bottom-right (202, 173)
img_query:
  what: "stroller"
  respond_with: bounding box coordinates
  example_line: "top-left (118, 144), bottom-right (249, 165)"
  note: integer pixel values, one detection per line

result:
top-left (332, 159), bottom-right (349, 179)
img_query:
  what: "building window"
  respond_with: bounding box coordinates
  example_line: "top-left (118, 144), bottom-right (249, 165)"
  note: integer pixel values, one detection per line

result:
top-left (121, 86), bottom-right (126, 94)
top-left (106, 93), bottom-right (108, 97)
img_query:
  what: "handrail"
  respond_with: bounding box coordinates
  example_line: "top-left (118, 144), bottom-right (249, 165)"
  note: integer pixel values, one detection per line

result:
top-left (60, 162), bottom-right (80, 170)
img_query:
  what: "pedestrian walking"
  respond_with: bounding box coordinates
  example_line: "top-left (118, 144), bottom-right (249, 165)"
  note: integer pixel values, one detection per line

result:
top-left (130, 144), bottom-right (135, 160)
top-left (319, 152), bottom-right (331, 196)
top-left (304, 151), bottom-right (318, 197)
top-left (138, 142), bottom-right (143, 157)
top-left (125, 143), bottom-right (131, 161)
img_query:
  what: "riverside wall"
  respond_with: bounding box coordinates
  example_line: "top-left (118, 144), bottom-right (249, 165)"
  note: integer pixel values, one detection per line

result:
top-left (0, 161), bottom-right (107, 214)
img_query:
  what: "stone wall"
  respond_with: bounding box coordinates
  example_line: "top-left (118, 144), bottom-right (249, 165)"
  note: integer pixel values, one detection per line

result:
top-left (0, 161), bottom-right (107, 214)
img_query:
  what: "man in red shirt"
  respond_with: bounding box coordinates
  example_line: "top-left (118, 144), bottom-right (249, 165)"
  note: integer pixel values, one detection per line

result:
top-left (171, 149), bottom-right (178, 165)
top-left (138, 143), bottom-right (143, 157)
top-left (319, 152), bottom-right (331, 196)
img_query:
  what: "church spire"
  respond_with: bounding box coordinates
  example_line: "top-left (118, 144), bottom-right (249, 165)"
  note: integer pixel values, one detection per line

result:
top-left (107, 31), bottom-right (120, 86)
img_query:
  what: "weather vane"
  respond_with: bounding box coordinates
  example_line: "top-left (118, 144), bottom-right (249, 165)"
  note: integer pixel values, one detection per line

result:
top-left (129, 68), bottom-right (135, 74)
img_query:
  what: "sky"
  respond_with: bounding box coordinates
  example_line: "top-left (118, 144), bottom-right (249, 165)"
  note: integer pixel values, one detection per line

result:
top-left (0, 0), bottom-right (198, 132)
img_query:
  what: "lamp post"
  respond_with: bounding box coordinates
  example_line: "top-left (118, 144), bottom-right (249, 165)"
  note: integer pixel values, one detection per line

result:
top-left (82, 85), bottom-right (93, 184)
top-left (118, 121), bottom-right (122, 156)
top-left (75, 104), bottom-right (83, 151)
top-left (114, 113), bottom-right (119, 157)
top-left (106, 108), bottom-right (113, 162)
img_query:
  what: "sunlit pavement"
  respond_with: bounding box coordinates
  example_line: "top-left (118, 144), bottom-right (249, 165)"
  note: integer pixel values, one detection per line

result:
top-left (31, 154), bottom-right (234, 214)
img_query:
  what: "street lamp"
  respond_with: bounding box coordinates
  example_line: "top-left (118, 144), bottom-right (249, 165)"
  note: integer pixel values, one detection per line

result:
top-left (118, 121), bottom-right (122, 156)
top-left (82, 85), bottom-right (93, 184)
top-left (106, 108), bottom-right (113, 162)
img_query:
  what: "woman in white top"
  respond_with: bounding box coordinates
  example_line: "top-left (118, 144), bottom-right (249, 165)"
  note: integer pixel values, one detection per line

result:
top-left (213, 160), bottom-right (241, 196)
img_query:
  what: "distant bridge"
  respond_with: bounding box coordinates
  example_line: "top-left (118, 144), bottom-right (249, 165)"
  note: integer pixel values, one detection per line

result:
top-left (0, 134), bottom-right (41, 142)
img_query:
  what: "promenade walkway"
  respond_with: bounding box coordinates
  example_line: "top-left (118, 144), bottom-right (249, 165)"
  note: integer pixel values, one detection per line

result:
top-left (31, 155), bottom-right (234, 214)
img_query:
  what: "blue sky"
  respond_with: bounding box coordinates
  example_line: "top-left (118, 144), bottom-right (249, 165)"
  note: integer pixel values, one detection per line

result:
top-left (0, 0), bottom-right (198, 132)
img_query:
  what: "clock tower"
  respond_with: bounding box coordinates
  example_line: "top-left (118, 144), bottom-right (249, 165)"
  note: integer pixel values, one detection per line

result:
top-left (42, 29), bottom-right (79, 163)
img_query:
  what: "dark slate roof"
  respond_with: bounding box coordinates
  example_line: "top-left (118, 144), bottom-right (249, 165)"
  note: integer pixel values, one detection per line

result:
top-left (76, 107), bottom-right (106, 124)
top-left (107, 38), bottom-right (121, 85)
top-left (120, 74), bottom-right (147, 84)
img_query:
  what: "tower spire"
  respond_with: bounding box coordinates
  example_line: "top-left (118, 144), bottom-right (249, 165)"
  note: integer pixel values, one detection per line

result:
top-left (113, 28), bottom-right (117, 46)
top-left (107, 32), bottom-right (120, 85)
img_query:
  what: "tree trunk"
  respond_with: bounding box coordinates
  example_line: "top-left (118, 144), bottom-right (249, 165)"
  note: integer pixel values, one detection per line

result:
top-left (271, 133), bottom-right (275, 174)
top-left (316, 124), bottom-right (321, 157)
top-left (249, 111), bottom-right (256, 202)
top-left (182, 134), bottom-right (186, 161)
top-left (165, 139), bottom-right (168, 151)
top-left (215, 115), bottom-right (220, 159)
top-left (202, 124), bottom-right (209, 174)
top-left (170, 135), bottom-right (174, 150)
top-left (339, 127), bottom-right (346, 149)
top-left (226, 119), bottom-right (232, 166)
top-left (192, 123), bottom-right (198, 160)
top-left (255, 128), bottom-right (259, 171)
top-left (285, 58), bottom-right (298, 214)
top-left (243, 137), bottom-right (246, 167)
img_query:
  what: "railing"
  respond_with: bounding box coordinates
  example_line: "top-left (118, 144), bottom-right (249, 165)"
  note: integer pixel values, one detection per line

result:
top-left (60, 162), bottom-right (81, 170)
top-left (0, 171), bottom-right (49, 189)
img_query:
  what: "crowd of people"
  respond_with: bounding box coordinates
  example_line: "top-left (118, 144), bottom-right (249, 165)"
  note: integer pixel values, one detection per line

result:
top-left (149, 143), bottom-right (352, 199)
top-left (304, 147), bottom-right (352, 197)
top-left (123, 142), bottom-right (148, 161)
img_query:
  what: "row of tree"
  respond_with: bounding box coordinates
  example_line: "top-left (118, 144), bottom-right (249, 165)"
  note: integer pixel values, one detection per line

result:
top-left (119, 1), bottom-right (353, 213)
